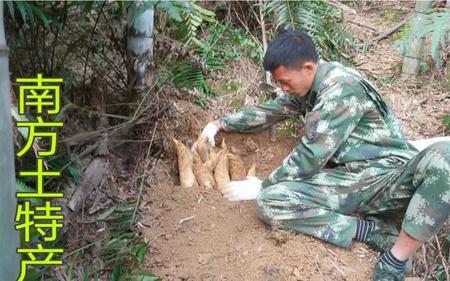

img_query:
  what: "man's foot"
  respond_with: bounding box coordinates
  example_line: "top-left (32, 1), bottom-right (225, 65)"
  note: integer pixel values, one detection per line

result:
top-left (365, 217), bottom-right (399, 253)
top-left (372, 256), bottom-right (406, 281)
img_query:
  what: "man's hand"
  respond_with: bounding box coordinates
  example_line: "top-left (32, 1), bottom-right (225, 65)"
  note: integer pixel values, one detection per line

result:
top-left (223, 176), bottom-right (262, 201)
top-left (201, 121), bottom-right (221, 146)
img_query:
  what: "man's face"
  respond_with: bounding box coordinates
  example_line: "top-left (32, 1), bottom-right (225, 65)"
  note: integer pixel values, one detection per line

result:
top-left (271, 62), bottom-right (317, 97)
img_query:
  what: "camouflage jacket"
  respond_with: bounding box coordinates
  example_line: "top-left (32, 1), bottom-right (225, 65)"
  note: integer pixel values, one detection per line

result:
top-left (221, 61), bottom-right (418, 188)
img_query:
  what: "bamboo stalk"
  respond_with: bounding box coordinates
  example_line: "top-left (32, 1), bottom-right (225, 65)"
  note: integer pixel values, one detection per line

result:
top-left (447, 1), bottom-right (450, 92)
top-left (447, 51), bottom-right (450, 92)
top-left (127, 3), bottom-right (155, 100)
top-left (400, 0), bottom-right (433, 80)
top-left (0, 2), bottom-right (21, 278)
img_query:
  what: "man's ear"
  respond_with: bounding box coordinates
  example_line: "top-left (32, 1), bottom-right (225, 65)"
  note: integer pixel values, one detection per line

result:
top-left (303, 61), bottom-right (315, 73)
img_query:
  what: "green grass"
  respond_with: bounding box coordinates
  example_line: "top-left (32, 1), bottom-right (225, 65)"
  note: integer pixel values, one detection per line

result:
top-left (377, 10), bottom-right (401, 24)
top-left (221, 79), bottom-right (241, 93)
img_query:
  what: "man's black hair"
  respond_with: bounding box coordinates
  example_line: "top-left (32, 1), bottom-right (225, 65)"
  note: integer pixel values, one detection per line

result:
top-left (263, 31), bottom-right (319, 71)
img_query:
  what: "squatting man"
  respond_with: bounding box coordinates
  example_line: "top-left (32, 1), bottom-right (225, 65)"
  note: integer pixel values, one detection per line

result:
top-left (199, 31), bottom-right (450, 281)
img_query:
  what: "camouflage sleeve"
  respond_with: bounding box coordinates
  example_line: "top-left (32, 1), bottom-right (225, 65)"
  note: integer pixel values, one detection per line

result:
top-left (262, 81), bottom-right (368, 187)
top-left (220, 94), bottom-right (305, 133)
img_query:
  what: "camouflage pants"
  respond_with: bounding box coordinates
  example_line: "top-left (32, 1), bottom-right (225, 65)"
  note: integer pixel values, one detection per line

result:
top-left (256, 142), bottom-right (450, 248)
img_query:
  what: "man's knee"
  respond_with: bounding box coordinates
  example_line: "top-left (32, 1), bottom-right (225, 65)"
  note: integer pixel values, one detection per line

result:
top-left (255, 181), bottom-right (319, 224)
top-left (256, 183), bottom-right (299, 224)
top-left (427, 141), bottom-right (450, 153)
top-left (418, 141), bottom-right (450, 170)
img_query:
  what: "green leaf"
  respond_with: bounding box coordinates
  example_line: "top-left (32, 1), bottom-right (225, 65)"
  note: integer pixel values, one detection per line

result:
top-left (128, 271), bottom-right (160, 281)
top-left (263, 0), bottom-right (357, 62)
top-left (397, 8), bottom-right (450, 68)
top-left (195, 98), bottom-right (207, 107)
top-left (111, 230), bottom-right (135, 240)
top-left (24, 2), bottom-right (35, 24)
top-left (68, 164), bottom-right (81, 184)
top-left (97, 207), bottom-right (116, 221)
top-left (133, 242), bottom-right (150, 263)
top-left (192, 2), bottom-right (215, 18)
top-left (6, 1), bottom-right (15, 19)
top-left (83, 267), bottom-right (91, 281)
top-left (157, 1), bottom-right (182, 21)
top-left (117, 0), bottom-right (126, 15)
top-left (115, 203), bottom-right (135, 212)
top-left (16, 2), bottom-right (28, 23)
top-left (110, 265), bottom-right (124, 281)
top-left (30, 4), bottom-right (51, 28)
top-left (191, 37), bottom-right (209, 50)
top-left (443, 116), bottom-right (450, 129)
top-left (111, 212), bottom-right (135, 225)
top-left (16, 179), bottom-right (44, 206)
top-left (21, 265), bottom-right (42, 281)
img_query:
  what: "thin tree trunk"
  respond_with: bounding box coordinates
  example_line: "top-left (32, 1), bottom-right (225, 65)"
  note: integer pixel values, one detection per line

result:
top-left (0, 1), bottom-right (20, 279)
top-left (400, 0), bottom-right (433, 80)
top-left (259, 0), bottom-right (270, 84)
top-left (127, 2), bottom-right (155, 101)
top-left (258, 0), bottom-right (277, 140)
top-left (448, 40), bottom-right (450, 92)
top-left (447, 0), bottom-right (450, 92)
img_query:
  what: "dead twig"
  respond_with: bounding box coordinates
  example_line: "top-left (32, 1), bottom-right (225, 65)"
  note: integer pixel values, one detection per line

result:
top-left (322, 244), bottom-right (338, 258)
top-left (131, 122), bottom-right (159, 225)
top-left (421, 244), bottom-right (429, 277)
top-left (82, 1), bottom-right (107, 94)
top-left (326, 257), bottom-right (346, 278)
top-left (369, 13), bottom-right (414, 45)
top-left (257, 0), bottom-right (270, 85)
top-left (60, 102), bottom-right (169, 146)
top-left (435, 235), bottom-right (450, 281)
top-left (64, 241), bottom-right (96, 258)
top-left (346, 20), bottom-right (377, 32)
top-left (303, 243), bottom-right (324, 278)
top-left (237, 201), bottom-right (244, 232)
top-left (232, 6), bottom-right (261, 49)
top-left (179, 215), bottom-right (195, 224)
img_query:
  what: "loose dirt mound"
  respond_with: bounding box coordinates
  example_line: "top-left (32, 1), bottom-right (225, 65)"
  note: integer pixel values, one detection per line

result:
top-left (142, 130), bottom-right (376, 281)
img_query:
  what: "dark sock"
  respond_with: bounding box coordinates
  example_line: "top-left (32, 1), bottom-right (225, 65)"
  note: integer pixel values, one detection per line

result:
top-left (380, 250), bottom-right (408, 270)
top-left (354, 219), bottom-right (375, 242)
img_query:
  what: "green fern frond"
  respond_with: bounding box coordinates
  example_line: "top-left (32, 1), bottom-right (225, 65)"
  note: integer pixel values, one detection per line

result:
top-left (264, 0), bottom-right (358, 61)
top-left (16, 178), bottom-right (44, 206)
top-left (426, 9), bottom-right (450, 67)
top-left (396, 8), bottom-right (450, 68)
top-left (181, 1), bottom-right (216, 45)
top-left (5, 1), bottom-right (54, 28)
top-left (172, 61), bottom-right (203, 88)
top-left (170, 19), bottom-right (227, 98)
top-left (171, 60), bottom-right (219, 97)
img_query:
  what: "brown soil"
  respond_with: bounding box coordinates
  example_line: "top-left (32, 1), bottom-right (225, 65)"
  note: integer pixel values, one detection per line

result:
top-left (142, 131), bottom-right (376, 281)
